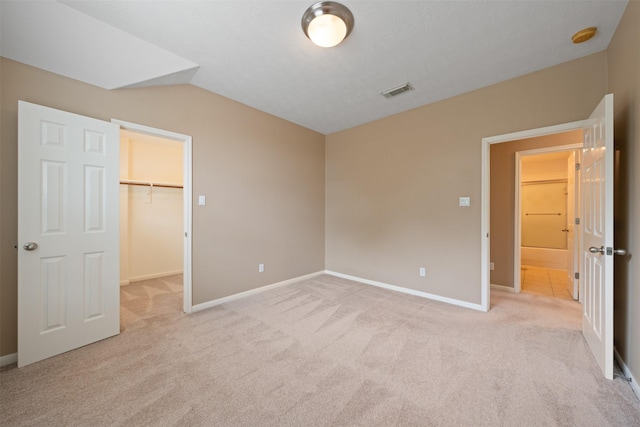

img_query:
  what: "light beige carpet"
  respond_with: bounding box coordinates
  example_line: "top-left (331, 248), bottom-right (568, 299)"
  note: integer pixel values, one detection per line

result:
top-left (1, 274), bottom-right (639, 426)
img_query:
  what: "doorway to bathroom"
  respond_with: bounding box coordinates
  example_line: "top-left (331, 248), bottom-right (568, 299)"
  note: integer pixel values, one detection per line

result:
top-left (516, 147), bottom-right (581, 301)
top-left (487, 129), bottom-right (583, 302)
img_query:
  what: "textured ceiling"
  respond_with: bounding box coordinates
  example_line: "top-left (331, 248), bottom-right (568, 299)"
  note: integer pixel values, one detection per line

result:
top-left (0, 0), bottom-right (628, 134)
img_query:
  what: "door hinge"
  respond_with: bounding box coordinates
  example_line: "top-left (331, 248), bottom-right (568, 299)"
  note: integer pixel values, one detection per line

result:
top-left (575, 218), bottom-right (580, 225)
top-left (575, 163), bottom-right (581, 171)
top-left (575, 272), bottom-right (579, 280)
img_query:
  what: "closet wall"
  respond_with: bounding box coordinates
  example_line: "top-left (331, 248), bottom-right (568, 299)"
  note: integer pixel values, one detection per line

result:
top-left (120, 131), bottom-right (184, 285)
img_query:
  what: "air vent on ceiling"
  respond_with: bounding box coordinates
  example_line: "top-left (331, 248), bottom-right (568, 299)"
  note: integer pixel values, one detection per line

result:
top-left (381, 83), bottom-right (414, 99)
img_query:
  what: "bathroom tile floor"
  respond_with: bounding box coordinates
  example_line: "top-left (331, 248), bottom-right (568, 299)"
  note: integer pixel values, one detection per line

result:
top-left (521, 265), bottom-right (575, 301)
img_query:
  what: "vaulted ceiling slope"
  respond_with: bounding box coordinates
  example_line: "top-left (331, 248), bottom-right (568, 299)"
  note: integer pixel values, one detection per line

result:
top-left (0, 0), bottom-right (628, 134)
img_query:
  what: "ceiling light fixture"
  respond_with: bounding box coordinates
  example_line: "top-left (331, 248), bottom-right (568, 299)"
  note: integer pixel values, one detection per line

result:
top-left (572, 27), bottom-right (597, 44)
top-left (302, 1), bottom-right (354, 48)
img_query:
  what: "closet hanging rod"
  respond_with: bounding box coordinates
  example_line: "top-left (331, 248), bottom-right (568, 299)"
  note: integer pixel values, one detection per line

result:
top-left (119, 179), bottom-right (183, 189)
top-left (521, 179), bottom-right (567, 185)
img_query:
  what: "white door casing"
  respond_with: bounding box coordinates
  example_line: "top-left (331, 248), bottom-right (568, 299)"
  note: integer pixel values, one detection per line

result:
top-left (18, 101), bottom-right (120, 367)
top-left (581, 94), bottom-right (614, 380)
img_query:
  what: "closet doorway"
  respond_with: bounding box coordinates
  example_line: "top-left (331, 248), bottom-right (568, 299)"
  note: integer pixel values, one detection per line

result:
top-left (114, 120), bottom-right (193, 318)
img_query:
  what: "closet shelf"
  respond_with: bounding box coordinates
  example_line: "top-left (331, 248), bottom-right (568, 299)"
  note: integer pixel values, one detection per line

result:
top-left (120, 179), bottom-right (183, 189)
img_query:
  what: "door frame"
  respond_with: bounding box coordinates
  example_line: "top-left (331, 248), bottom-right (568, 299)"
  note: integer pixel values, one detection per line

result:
top-left (481, 120), bottom-right (585, 310)
top-left (112, 119), bottom-right (193, 314)
top-left (513, 144), bottom-right (582, 294)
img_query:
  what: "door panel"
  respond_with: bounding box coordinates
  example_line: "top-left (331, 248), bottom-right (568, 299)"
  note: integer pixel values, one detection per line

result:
top-left (581, 94), bottom-right (614, 379)
top-left (18, 101), bottom-right (120, 367)
top-left (41, 256), bottom-right (67, 332)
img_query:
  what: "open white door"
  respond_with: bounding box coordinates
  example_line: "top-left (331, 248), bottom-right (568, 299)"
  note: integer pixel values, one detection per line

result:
top-left (18, 101), bottom-right (120, 367)
top-left (581, 94), bottom-right (623, 380)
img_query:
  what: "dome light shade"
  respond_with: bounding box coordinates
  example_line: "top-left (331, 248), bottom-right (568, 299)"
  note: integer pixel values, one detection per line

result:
top-left (302, 2), bottom-right (354, 48)
top-left (572, 27), bottom-right (597, 44)
top-left (307, 14), bottom-right (347, 47)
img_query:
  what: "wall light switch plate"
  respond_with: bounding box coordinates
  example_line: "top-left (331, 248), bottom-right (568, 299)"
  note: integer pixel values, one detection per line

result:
top-left (459, 197), bottom-right (470, 207)
top-left (198, 195), bottom-right (206, 206)
top-left (419, 267), bottom-right (426, 277)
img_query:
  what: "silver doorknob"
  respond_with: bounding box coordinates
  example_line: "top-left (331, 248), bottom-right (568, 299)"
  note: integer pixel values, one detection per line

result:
top-left (589, 246), bottom-right (605, 254)
top-left (613, 248), bottom-right (627, 256)
top-left (23, 242), bottom-right (38, 251)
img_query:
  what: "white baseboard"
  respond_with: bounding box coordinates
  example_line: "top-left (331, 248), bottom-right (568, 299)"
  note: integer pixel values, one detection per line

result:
top-left (0, 352), bottom-right (17, 367)
top-left (126, 270), bottom-right (183, 284)
top-left (325, 271), bottom-right (485, 311)
top-left (491, 284), bottom-right (517, 293)
top-left (614, 347), bottom-right (640, 400)
top-left (191, 271), bottom-right (325, 313)
top-left (191, 269), bottom-right (487, 314)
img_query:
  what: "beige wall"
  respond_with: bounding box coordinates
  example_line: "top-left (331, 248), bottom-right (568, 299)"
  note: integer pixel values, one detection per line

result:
top-left (123, 133), bottom-right (184, 183)
top-left (608, 0), bottom-right (640, 393)
top-left (521, 152), bottom-right (571, 182)
top-left (326, 53), bottom-right (607, 303)
top-left (0, 58), bottom-right (326, 356)
top-left (490, 131), bottom-right (581, 287)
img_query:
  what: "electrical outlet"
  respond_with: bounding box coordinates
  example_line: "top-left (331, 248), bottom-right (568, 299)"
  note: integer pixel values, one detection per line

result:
top-left (259, 263), bottom-right (264, 273)
top-left (419, 267), bottom-right (426, 277)
top-left (490, 262), bottom-right (495, 271)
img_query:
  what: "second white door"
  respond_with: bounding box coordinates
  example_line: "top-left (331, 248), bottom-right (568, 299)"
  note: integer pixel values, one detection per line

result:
top-left (18, 101), bottom-right (120, 367)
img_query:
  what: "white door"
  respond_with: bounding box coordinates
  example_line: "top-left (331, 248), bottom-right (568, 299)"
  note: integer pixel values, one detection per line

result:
top-left (581, 94), bottom-right (621, 380)
top-left (18, 101), bottom-right (120, 367)
top-left (566, 150), bottom-right (578, 300)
